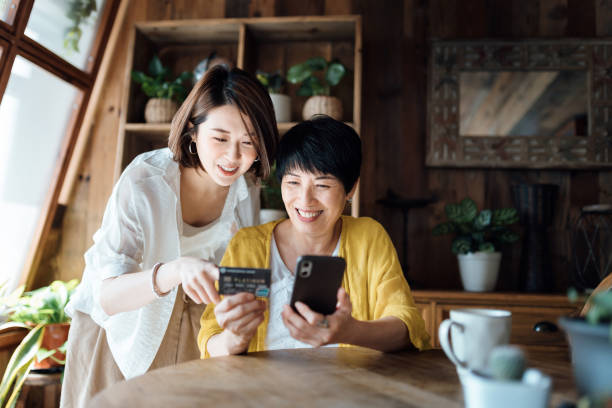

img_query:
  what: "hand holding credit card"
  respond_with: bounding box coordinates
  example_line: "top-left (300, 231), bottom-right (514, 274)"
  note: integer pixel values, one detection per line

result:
top-left (218, 267), bottom-right (271, 298)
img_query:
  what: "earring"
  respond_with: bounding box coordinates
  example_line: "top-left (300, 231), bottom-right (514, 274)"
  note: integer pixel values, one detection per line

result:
top-left (253, 156), bottom-right (260, 162)
top-left (188, 141), bottom-right (197, 155)
top-left (347, 198), bottom-right (353, 204)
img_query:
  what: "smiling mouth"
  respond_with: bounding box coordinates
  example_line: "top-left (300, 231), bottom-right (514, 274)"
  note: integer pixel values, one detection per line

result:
top-left (218, 164), bottom-right (239, 176)
top-left (296, 208), bottom-right (323, 220)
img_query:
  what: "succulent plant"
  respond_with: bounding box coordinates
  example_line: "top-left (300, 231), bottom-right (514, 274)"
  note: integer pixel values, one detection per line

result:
top-left (487, 345), bottom-right (526, 381)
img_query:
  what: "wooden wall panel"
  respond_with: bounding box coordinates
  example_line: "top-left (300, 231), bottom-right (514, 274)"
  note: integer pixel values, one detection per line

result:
top-left (48, 0), bottom-right (612, 297)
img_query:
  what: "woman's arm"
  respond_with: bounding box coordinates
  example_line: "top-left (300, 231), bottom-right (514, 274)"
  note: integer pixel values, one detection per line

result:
top-left (341, 317), bottom-right (411, 352)
top-left (100, 257), bottom-right (220, 316)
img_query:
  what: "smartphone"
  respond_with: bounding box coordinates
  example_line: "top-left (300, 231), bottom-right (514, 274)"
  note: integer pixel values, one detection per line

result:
top-left (289, 255), bottom-right (346, 315)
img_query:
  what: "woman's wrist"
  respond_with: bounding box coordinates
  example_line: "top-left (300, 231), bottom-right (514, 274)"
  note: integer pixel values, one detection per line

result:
top-left (337, 316), bottom-right (361, 345)
top-left (155, 263), bottom-right (179, 294)
top-left (223, 330), bottom-right (251, 355)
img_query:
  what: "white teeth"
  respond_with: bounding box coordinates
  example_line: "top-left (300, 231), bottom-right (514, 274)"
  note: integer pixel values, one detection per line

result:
top-left (220, 165), bottom-right (238, 172)
top-left (297, 209), bottom-right (322, 218)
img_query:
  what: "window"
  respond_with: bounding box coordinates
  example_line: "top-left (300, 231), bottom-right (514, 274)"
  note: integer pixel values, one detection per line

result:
top-left (0, 0), bottom-right (19, 25)
top-left (0, 0), bottom-right (120, 291)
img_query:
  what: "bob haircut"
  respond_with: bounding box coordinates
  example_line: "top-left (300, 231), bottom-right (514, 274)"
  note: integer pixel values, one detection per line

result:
top-left (276, 116), bottom-right (362, 194)
top-left (168, 65), bottom-right (278, 179)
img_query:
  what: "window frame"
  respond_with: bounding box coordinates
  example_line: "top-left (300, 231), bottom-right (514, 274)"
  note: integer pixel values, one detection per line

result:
top-left (0, 0), bottom-right (121, 289)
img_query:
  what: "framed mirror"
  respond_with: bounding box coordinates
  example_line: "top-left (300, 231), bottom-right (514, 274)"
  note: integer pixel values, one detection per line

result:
top-left (426, 40), bottom-right (612, 168)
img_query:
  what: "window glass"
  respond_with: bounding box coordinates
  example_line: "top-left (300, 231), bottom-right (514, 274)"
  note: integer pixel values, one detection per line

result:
top-left (24, 0), bottom-right (107, 70)
top-left (0, 0), bottom-right (19, 25)
top-left (0, 56), bottom-right (81, 290)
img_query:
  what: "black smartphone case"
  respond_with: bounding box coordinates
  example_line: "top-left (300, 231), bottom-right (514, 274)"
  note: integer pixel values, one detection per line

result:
top-left (289, 255), bottom-right (346, 315)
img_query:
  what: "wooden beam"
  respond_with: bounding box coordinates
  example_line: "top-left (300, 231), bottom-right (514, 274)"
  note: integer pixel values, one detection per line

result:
top-left (59, 0), bottom-right (130, 206)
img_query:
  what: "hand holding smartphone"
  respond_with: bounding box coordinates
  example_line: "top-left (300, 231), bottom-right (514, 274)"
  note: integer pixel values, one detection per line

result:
top-left (289, 255), bottom-right (346, 315)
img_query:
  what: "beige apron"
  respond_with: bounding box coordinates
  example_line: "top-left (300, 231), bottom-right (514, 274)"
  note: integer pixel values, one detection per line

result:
top-left (60, 286), bottom-right (205, 408)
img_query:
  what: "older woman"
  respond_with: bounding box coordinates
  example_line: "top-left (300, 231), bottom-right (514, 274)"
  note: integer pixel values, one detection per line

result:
top-left (198, 116), bottom-right (430, 357)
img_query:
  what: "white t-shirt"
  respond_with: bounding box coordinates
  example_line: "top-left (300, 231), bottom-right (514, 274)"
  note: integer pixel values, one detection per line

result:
top-left (265, 235), bottom-right (340, 350)
top-left (66, 148), bottom-right (259, 378)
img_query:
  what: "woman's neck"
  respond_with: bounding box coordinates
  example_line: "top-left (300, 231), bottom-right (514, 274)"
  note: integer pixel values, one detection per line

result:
top-left (276, 218), bottom-right (343, 264)
top-left (180, 166), bottom-right (230, 227)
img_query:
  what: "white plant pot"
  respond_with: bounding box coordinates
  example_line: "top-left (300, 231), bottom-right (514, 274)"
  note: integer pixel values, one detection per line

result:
top-left (259, 209), bottom-right (286, 225)
top-left (270, 93), bottom-right (291, 123)
top-left (458, 367), bottom-right (551, 408)
top-left (457, 252), bottom-right (502, 292)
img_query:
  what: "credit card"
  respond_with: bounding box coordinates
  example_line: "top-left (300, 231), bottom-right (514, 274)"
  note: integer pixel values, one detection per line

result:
top-left (218, 267), bottom-right (271, 297)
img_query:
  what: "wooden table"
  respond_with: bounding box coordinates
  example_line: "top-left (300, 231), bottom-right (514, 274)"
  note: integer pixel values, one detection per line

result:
top-left (91, 347), bottom-right (577, 408)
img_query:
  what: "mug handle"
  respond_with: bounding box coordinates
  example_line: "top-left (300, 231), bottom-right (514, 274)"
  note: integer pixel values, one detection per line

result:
top-left (438, 319), bottom-right (467, 368)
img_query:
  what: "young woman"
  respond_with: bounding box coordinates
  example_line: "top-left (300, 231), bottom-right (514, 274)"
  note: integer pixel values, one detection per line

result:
top-left (61, 66), bottom-right (278, 407)
top-left (199, 116), bottom-right (430, 357)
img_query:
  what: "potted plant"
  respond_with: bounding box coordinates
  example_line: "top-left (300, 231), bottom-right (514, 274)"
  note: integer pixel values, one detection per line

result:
top-left (0, 280), bottom-right (79, 407)
top-left (259, 163), bottom-right (286, 224)
top-left (256, 70), bottom-right (291, 123)
top-left (432, 198), bottom-right (519, 292)
top-left (132, 55), bottom-right (192, 123)
top-left (559, 289), bottom-right (612, 397)
top-left (287, 57), bottom-right (346, 121)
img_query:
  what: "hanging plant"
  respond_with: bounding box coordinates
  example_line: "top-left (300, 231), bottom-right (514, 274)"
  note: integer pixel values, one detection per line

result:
top-left (64, 0), bottom-right (98, 53)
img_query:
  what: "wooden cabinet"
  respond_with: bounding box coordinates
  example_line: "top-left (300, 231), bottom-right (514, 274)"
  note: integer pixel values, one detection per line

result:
top-left (116, 16), bottom-right (362, 215)
top-left (413, 291), bottom-right (580, 349)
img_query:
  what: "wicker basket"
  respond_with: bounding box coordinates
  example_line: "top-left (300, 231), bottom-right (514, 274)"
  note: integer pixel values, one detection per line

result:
top-left (302, 95), bottom-right (343, 121)
top-left (144, 98), bottom-right (179, 123)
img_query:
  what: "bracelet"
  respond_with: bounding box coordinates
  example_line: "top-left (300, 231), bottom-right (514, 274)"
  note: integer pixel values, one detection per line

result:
top-left (151, 262), bottom-right (170, 298)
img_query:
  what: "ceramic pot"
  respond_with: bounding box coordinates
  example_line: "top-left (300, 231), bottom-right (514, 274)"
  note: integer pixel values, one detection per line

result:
top-left (302, 96), bottom-right (342, 121)
top-left (559, 317), bottom-right (612, 395)
top-left (269, 93), bottom-right (291, 122)
top-left (144, 98), bottom-right (178, 123)
top-left (457, 252), bottom-right (502, 292)
top-left (458, 367), bottom-right (551, 408)
top-left (33, 323), bottom-right (70, 369)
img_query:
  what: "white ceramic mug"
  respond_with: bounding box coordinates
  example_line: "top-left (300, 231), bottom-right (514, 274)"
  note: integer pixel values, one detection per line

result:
top-left (438, 308), bottom-right (512, 371)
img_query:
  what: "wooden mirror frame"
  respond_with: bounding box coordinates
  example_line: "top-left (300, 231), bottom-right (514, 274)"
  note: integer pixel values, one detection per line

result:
top-left (426, 39), bottom-right (612, 169)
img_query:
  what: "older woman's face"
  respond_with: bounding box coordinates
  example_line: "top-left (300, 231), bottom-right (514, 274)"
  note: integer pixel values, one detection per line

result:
top-left (281, 168), bottom-right (348, 237)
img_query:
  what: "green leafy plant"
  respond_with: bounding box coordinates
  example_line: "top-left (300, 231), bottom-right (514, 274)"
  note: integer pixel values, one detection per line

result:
top-left (256, 70), bottom-right (286, 94)
top-left (260, 163), bottom-right (284, 210)
top-left (286, 57), bottom-right (346, 96)
top-left (0, 280), bottom-right (79, 407)
top-left (569, 288), bottom-right (612, 341)
top-left (64, 0), bottom-right (97, 53)
top-left (132, 56), bottom-right (193, 102)
top-left (432, 197), bottom-right (519, 255)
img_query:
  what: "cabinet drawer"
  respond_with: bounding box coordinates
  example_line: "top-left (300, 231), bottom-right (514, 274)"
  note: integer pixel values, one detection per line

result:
top-left (434, 305), bottom-right (575, 348)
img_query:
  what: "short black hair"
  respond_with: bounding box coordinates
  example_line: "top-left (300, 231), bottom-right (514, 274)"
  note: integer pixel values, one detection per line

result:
top-left (276, 116), bottom-right (362, 194)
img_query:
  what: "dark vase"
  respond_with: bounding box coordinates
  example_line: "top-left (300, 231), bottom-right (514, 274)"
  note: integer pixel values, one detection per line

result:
top-left (511, 183), bottom-right (558, 292)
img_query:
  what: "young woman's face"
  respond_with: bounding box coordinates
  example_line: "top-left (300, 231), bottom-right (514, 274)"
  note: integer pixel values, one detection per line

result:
top-left (281, 168), bottom-right (352, 237)
top-left (194, 104), bottom-right (258, 187)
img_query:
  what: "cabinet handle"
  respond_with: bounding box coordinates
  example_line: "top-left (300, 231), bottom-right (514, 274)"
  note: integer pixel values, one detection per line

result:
top-left (533, 321), bottom-right (558, 333)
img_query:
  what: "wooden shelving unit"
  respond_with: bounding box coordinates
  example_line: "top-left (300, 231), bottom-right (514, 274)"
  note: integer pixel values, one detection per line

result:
top-left (116, 16), bottom-right (362, 215)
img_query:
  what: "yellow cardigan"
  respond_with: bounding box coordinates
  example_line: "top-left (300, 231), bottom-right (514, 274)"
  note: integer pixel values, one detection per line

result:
top-left (198, 216), bottom-right (431, 358)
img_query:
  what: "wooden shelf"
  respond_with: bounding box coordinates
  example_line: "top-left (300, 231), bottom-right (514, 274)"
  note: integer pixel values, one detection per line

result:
top-left (117, 15), bottom-right (362, 215)
top-left (124, 121), bottom-right (357, 141)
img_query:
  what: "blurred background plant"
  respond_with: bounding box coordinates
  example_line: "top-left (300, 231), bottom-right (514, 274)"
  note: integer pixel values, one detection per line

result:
top-left (287, 57), bottom-right (346, 96)
top-left (432, 197), bottom-right (519, 254)
top-left (64, 0), bottom-right (97, 53)
top-left (0, 280), bottom-right (79, 407)
top-left (256, 70), bottom-right (286, 94)
top-left (132, 55), bottom-right (193, 103)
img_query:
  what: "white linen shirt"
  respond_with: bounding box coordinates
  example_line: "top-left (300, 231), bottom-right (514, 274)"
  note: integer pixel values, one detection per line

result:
top-left (66, 148), bottom-right (259, 379)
